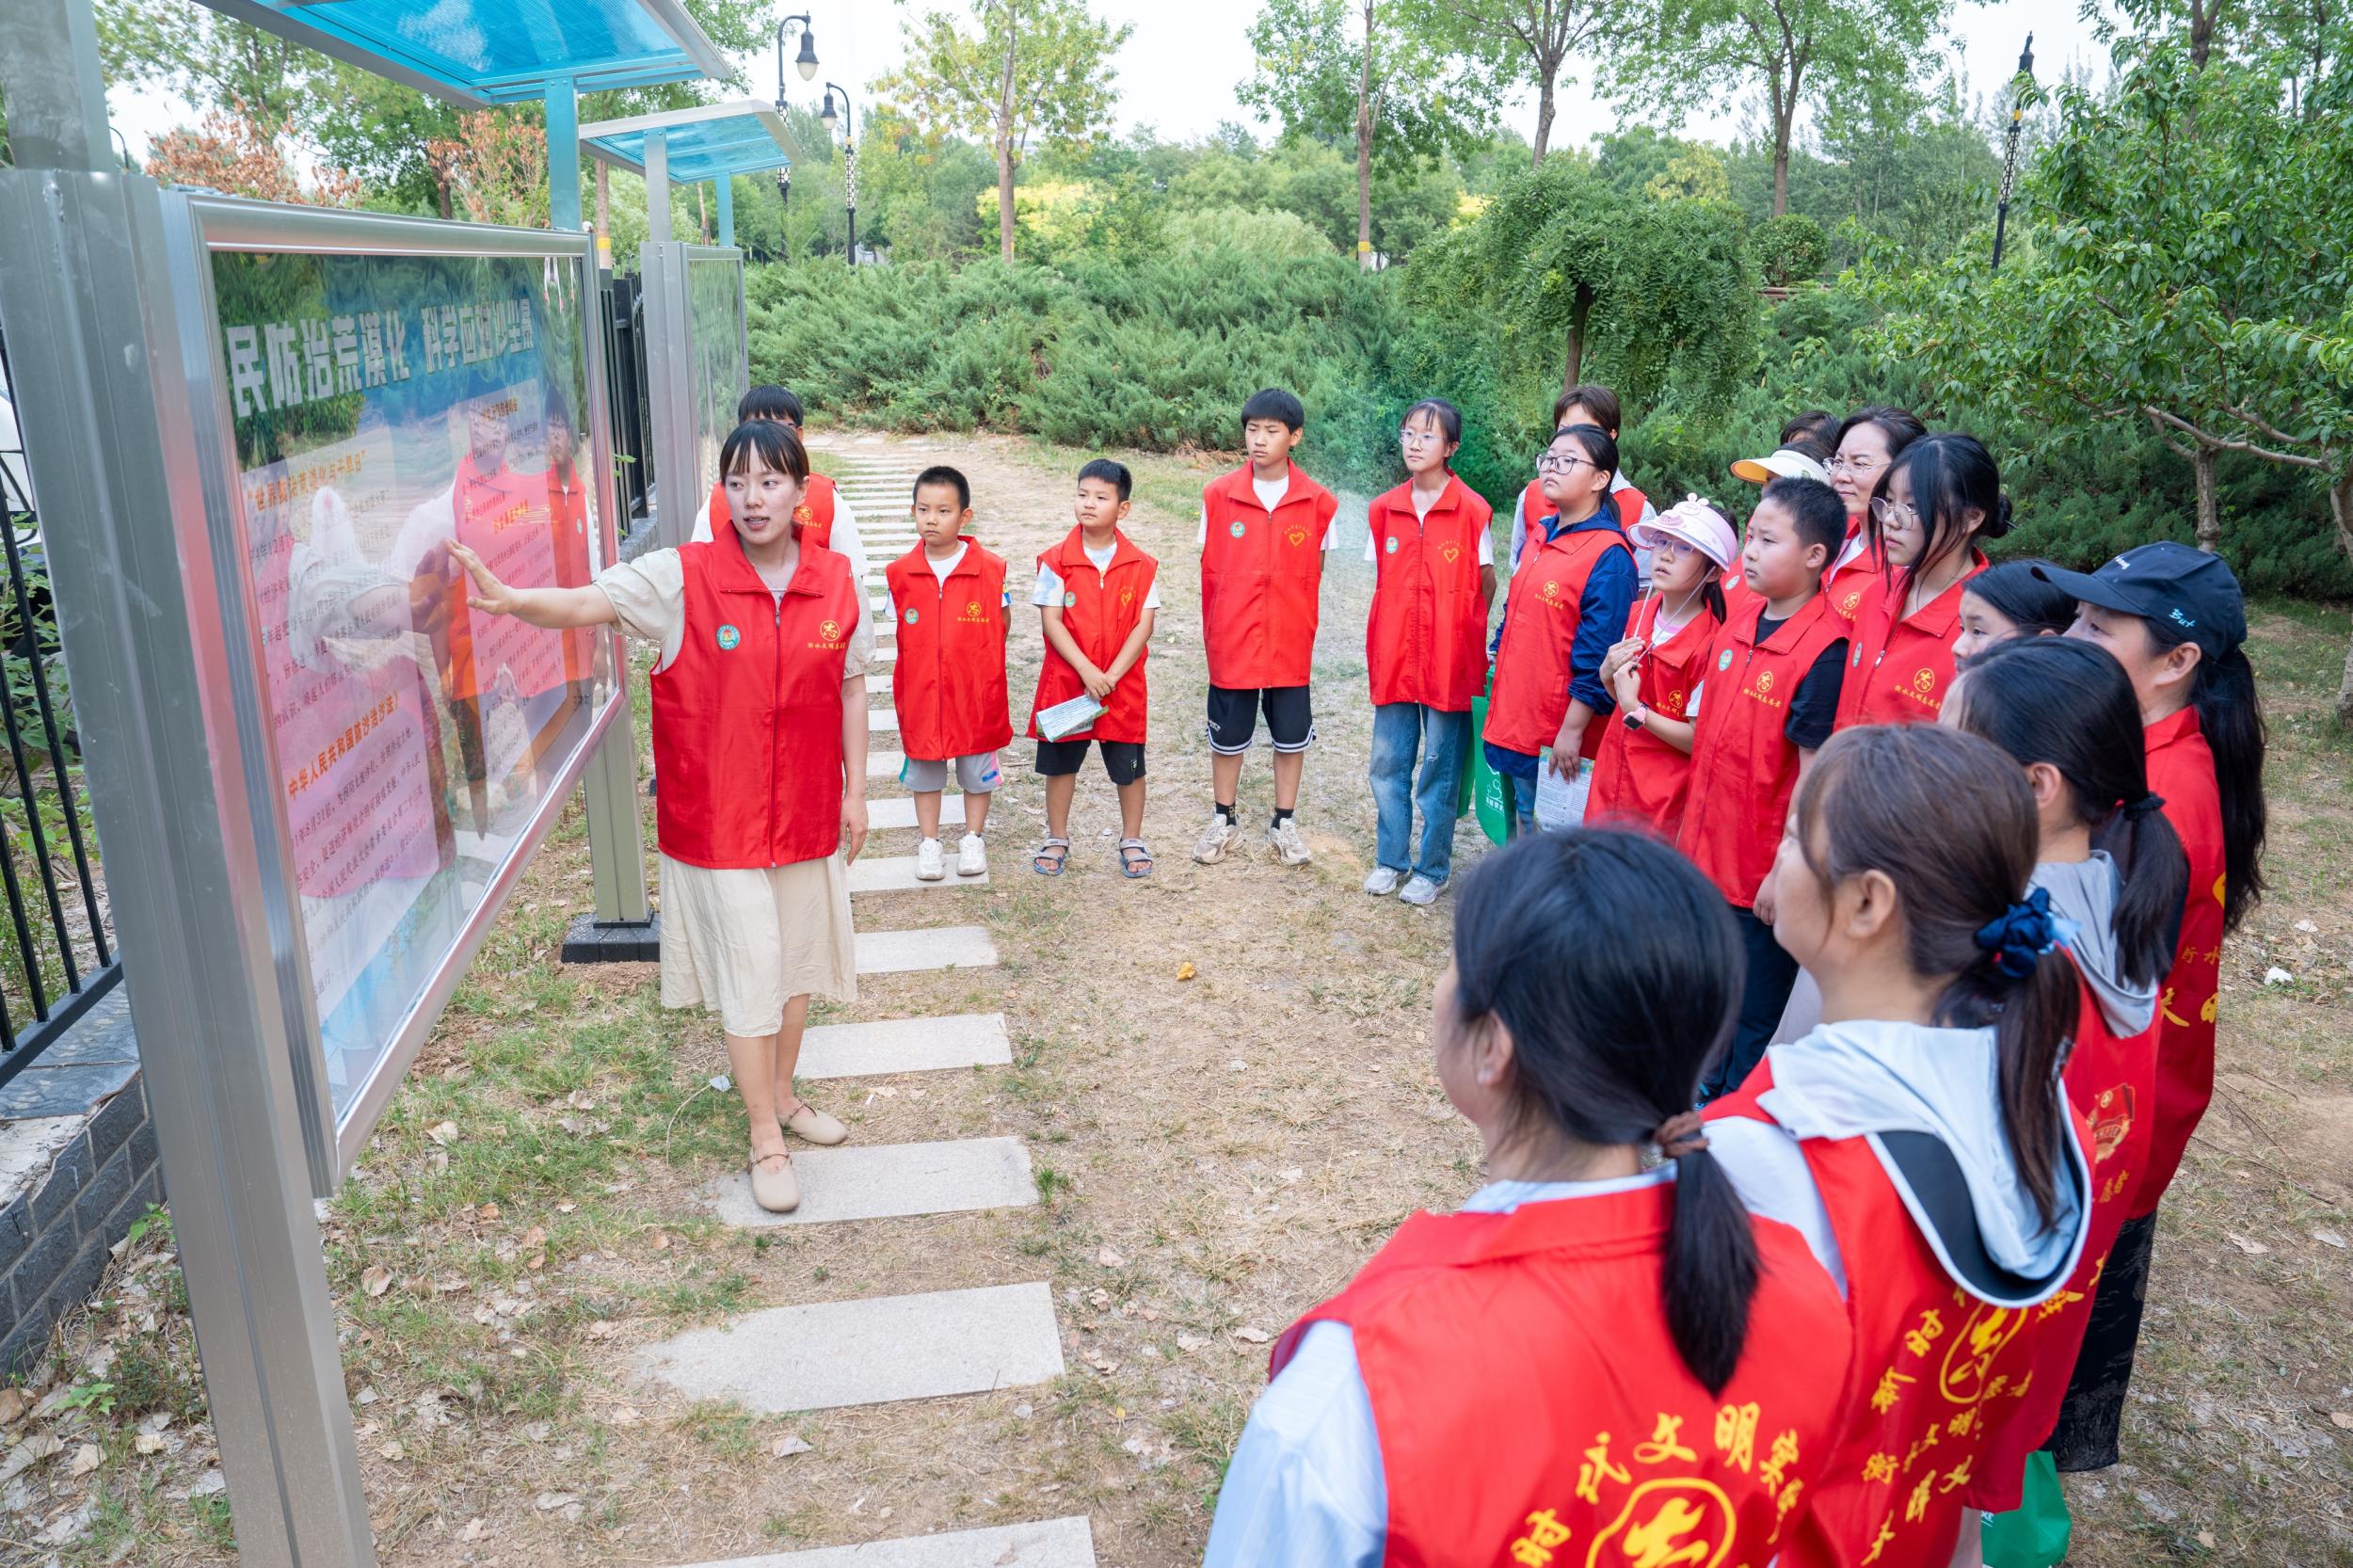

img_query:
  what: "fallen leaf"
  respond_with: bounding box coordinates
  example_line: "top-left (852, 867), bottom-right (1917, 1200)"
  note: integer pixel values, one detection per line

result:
top-left (773, 1434), bottom-right (813, 1458)
top-left (535, 1492), bottom-right (578, 1512)
top-left (1176, 1334), bottom-right (1209, 1352)
top-left (67, 1443), bottom-right (100, 1478)
top-left (1231, 1326), bottom-right (1271, 1345)
top-left (1227, 1059), bottom-right (1247, 1072)
top-left (2196, 1530), bottom-right (2217, 1549)
top-left (2224, 1232), bottom-right (2270, 1256)
top-left (187, 1469), bottom-right (225, 1498)
top-left (458, 1518), bottom-right (488, 1543)
top-left (426, 1121), bottom-right (459, 1146)
top-left (2330, 1411), bottom-right (2353, 1431)
top-left (1176, 962), bottom-right (1196, 982)
top-left (0, 1434), bottom-right (64, 1483)
top-left (1096, 1246), bottom-right (1125, 1268)
top-left (0, 1389), bottom-right (28, 1426)
top-left (476, 1203), bottom-right (501, 1224)
top-left (650, 1231), bottom-right (670, 1252)
top-left (1276, 1168), bottom-right (1303, 1183)
top-left (584, 1321), bottom-right (618, 1340)
top-left (361, 1267), bottom-right (392, 1298)
top-left (379, 1441), bottom-right (404, 1460)
top-left (2313, 1230), bottom-right (2345, 1249)
top-left (519, 1225), bottom-right (546, 1250)
top-left (555, 1201), bottom-right (577, 1215)
top-left (133, 1432), bottom-right (166, 1455)
top-left (611, 1407), bottom-right (642, 1428)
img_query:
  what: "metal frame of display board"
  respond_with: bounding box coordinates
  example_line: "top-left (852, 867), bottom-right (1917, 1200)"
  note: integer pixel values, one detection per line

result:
top-left (638, 239), bottom-right (748, 550)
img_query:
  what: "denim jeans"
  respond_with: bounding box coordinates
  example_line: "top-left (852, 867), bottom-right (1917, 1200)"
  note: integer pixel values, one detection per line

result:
top-left (1370, 703), bottom-right (1472, 883)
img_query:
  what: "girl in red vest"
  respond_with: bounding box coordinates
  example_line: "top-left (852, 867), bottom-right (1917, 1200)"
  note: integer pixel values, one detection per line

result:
top-left (1590, 496), bottom-right (1735, 840)
top-left (452, 420), bottom-right (871, 1217)
top-left (1950, 558), bottom-right (2076, 664)
top-left (1944, 636), bottom-right (2189, 1518)
top-left (1821, 406), bottom-right (1926, 624)
top-left (1673, 477), bottom-right (1850, 1098)
top-left (1030, 459), bottom-right (1159, 877)
top-left (1506, 383), bottom-right (1655, 573)
top-left (1833, 434), bottom-right (2011, 729)
top-left (2041, 541), bottom-right (2268, 1463)
top-left (1204, 827), bottom-right (1852, 1568)
top-left (1363, 399), bottom-right (1496, 906)
top-left (887, 465), bottom-right (1013, 881)
top-left (1481, 424), bottom-right (1638, 835)
top-left (1705, 724), bottom-right (2096, 1568)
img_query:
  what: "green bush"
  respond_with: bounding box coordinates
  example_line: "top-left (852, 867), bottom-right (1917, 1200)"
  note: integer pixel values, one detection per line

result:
top-left (1755, 215), bottom-right (1830, 288)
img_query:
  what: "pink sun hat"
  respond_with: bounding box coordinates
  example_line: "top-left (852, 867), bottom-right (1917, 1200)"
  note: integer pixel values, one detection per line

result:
top-left (1630, 494), bottom-right (1737, 571)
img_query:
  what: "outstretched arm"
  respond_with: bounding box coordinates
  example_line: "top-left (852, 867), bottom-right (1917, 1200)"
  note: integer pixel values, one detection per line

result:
top-left (449, 541), bottom-right (618, 630)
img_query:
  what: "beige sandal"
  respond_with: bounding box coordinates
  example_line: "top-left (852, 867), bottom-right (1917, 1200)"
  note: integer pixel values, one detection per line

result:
top-left (749, 1151), bottom-right (799, 1213)
top-left (780, 1102), bottom-right (848, 1146)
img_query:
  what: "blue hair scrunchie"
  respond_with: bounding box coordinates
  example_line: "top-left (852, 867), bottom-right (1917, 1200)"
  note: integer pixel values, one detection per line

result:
top-left (1975, 886), bottom-right (2061, 980)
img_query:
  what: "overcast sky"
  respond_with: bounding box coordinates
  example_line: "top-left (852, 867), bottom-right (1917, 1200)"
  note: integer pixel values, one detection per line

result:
top-left (107, 0), bottom-right (2106, 162)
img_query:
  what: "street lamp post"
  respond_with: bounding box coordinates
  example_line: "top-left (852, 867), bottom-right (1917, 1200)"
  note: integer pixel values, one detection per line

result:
top-left (1992, 34), bottom-right (2036, 271)
top-left (772, 14), bottom-right (817, 267)
top-left (820, 82), bottom-right (857, 267)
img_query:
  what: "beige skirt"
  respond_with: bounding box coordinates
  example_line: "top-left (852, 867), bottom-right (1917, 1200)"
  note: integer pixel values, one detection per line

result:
top-left (658, 852), bottom-right (857, 1036)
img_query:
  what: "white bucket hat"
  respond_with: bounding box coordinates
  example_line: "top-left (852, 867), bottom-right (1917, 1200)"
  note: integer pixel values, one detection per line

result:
top-left (1731, 446), bottom-right (1831, 485)
top-left (1630, 494), bottom-right (1737, 570)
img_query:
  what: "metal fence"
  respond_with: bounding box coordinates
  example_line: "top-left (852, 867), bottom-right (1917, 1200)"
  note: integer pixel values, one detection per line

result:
top-left (601, 273), bottom-right (654, 539)
top-left (0, 325), bottom-right (122, 1092)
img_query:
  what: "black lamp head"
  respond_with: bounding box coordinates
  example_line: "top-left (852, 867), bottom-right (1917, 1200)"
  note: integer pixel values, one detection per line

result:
top-left (795, 28), bottom-right (819, 80)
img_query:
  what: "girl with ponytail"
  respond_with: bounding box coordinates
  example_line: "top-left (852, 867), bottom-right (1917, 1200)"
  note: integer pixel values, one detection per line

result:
top-left (1705, 724), bottom-right (2094, 1568)
top-left (1944, 635), bottom-right (2191, 1507)
top-left (1833, 432), bottom-right (2014, 729)
top-left (1205, 829), bottom-right (1850, 1568)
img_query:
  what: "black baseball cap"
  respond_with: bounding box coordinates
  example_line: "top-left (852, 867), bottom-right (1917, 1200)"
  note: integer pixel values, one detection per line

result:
top-left (2031, 541), bottom-right (2247, 662)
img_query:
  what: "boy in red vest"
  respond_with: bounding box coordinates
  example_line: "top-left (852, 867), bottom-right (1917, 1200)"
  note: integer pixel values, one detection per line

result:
top-left (885, 466), bottom-right (1012, 881)
top-left (1507, 383), bottom-right (1656, 575)
top-left (694, 386), bottom-right (866, 579)
top-left (1194, 388), bottom-right (1341, 867)
top-left (1672, 476), bottom-right (1850, 1097)
top-left (1029, 459), bottom-right (1159, 877)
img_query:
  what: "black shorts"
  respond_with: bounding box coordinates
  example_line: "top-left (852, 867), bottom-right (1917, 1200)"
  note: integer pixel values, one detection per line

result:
top-left (1034, 737), bottom-right (1146, 786)
top-left (1206, 683), bottom-right (1314, 755)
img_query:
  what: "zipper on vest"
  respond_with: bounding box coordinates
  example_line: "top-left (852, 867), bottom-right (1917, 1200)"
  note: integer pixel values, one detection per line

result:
top-left (771, 596), bottom-right (784, 861)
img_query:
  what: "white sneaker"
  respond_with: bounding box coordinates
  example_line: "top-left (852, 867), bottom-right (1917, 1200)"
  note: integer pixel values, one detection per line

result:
top-left (914, 837), bottom-right (946, 881)
top-left (956, 832), bottom-right (987, 876)
top-left (1267, 818), bottom-right (1312, 866)
top-left (1193, 812), bottom-right (1246, 864)
top-left (1363, 866), bottom-right (1401, 896)
top-left (1399, 874), bottom-right (1441, 906)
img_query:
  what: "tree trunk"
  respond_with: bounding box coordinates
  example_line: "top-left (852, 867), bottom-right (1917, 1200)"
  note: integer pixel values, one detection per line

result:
top-left (435, 175), bottom-right (453, 221)
top-left (1561, 283), bottom-right (1593, 393)
top-left (1772, 108), bottom-right (1794, 216)
top-left (1531, 68), bottom-right (1556, 165)
top-left (1355, 0), bottom-right (1376, 269)
top-left (2189, 0), bottom-right (2217, 68)
top-left (2193, 445), bottom-right (2221, 552)
top-left (2330, 472), bottom-right (2353, 725)
top-left (998, 138), bottom-right (1016, 263)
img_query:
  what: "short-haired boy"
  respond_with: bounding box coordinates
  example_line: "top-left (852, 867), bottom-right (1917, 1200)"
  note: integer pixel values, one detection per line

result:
top-left (1029, 459), bottom-right (1159, 877)
top-left (696, 385), bottom-right (867, 580)
top-left (1673, 475), bottom-right (1850, 1099)
top-left (886, 465), bottom-right (1012, 881)
top-left (1506, 383), bottom-right (1656, 571)
top-left (1194, 388), bottom-right (1340, 867)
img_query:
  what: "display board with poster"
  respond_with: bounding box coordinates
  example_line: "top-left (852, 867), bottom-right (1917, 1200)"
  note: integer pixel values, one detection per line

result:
top-left (182, 203), bottom-right (624, 1180)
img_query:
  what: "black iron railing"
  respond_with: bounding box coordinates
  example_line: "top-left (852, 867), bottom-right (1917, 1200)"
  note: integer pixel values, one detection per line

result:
top-left (602, 274), bottom-right (653, 538)
top-left (0, 326), bottom-right (122, 1092)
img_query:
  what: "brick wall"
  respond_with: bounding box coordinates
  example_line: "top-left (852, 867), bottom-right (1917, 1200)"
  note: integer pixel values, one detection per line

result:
top-left (0, 1077), bottom-right (161, 1376)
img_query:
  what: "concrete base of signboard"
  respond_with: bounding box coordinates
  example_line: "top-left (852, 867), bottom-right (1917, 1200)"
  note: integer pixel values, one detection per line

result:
top-left (561, 913), bottom-right (661, 965)
top-left (709, 1137), bottom-right (1033, 1227)
top-left (673, 1515), bottom-right (1096, 1568)
top-left (632, 1281), bottom-right (1062, 1414)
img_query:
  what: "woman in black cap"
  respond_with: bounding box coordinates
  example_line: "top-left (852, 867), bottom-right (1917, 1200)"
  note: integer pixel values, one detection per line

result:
top-left (2037, 539), bottom-right (2268, 1469)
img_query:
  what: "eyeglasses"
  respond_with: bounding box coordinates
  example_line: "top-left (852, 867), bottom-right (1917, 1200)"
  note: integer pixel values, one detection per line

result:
top-left (1535, 452), bottom-right (1597, 473)
top-left (1870, 497), bottom-right (1919, 529)
top-left (1400, 429), bottom-right (1446, 446)
top-left (1828, 454), bottom-right (1881, 476)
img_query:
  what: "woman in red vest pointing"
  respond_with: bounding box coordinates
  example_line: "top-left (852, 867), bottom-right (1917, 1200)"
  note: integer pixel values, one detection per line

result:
top-left (452, 420), bottom-right (872, 1216)
top-left (1204, 828), bottom-right (1852, 1568)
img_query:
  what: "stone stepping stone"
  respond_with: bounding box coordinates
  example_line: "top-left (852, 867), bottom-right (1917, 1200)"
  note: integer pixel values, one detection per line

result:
top-left (796, 1012), bottom-right (1011, 1079)
top-left (866, 795), bottom-right (962, 831)
top-left (868, 749), bottom-right (904, 779)
top-left (868, 708), bottom-right (898, 731)
top-left (848, 854), bottom-right (990, 893)
top-left (874, 647), bottom-right (897, 664)
top-left (854, 925), bottom-right (997, 974)
top-left (673, 1516), bottom-right (1096, 1568)
top-left (712, 1137), bottom-right (1033, 1227)
top-left (632, 1281), bottom-right (1062, 1414)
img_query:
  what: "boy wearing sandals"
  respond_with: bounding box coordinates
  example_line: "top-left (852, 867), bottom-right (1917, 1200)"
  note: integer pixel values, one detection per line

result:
top-left (1029, 459), bottom-right (1158, 878)
top-left (886, 465), bottom-right (1013, 880)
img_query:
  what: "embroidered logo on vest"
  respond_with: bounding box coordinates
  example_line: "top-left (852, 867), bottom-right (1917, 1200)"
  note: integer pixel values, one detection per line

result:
top-left (1385, 536), bottom-right (1399, 554)
top-left (1228, 520), bottom-right (1247, 538)
top-left (715, 625), bottom-right (741, 650)
top-left (1912, 667), bottom-right (1936, 697)
top-left (1439, 542), bottom-right (1461, 563)
top-left (1119, 586), bottom-right (1135, 609)
top-left (961, 600), bottom-right (987, 621)
top-left (1064, 591), bottom-right (1078, 608)
top-left (1718, 648), bottom-right (1735, 672)
top-left (818, 618), bottom-right (841, 643)
top-left (1840, 588), bottom-right (1862, 615)
top-left (1755, 669), bottom-right (1777, 696)
top-left (904, 608), bottom-right (920, 625)
top-left (793, 503), bottom-right (814, 525)
top-left (1541, 580), bottom-right (1561, 603)
top-left (1286, 525), bottom-right (1307, 547)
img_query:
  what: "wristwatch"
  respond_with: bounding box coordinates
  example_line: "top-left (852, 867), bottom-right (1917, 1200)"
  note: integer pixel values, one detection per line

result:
top-left (1622, 706), bottom-right (1649, 732)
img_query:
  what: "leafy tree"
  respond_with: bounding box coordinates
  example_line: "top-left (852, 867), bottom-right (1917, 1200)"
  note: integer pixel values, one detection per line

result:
top-left (1416, 156), bottom-right (1759, 412)
top-left (1604, 0), bottom-right (1955, 215)
top-left (1753, 213), bottom-right (1828, 285)
top-left (1401, 0), bottom-right (1616, 163)
top-left (97, 0), bottom-right (318, 120)
top-left (1877, 31), bottom-right (2353, 715)
top-left (877, 0), bottom-right (1131, 263)
top-left (143, 105), bottom-right (364, 205)
top-left (1240, 0), bottom-right (1491, 266)
top-left (1645, 143), bottom-right (1731, 202)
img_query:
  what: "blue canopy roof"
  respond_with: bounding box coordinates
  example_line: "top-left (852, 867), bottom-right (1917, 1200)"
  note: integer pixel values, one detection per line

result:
top-left (200, 0), bottom-right (731, 104)
top-left (581, 102), bottom-right (795, 183)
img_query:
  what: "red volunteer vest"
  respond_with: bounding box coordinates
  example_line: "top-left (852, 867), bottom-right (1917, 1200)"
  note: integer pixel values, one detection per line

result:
top-left (1365, 475), bottom-right (1492, 711)
top-left (448, 455), bottom-right (567, 704)
top-left (1481, 518), bottom-right (1634, 758)
top-left (885, 540), bottom-right (1012, 762)
top-left (1027, 526), bottom-right (1156, 744)
top-left (708, 470), bottom-right (838, 552)
top-left (2135, 707), bottom-right (2228, 1219)
top-left (1272, 1183), bottom-right (1851, 1568)
top-left (1587, 594), bottom-right (1722, 840)
top-left (1831, 552), bottom-right (1987, 729)
top-left (1674, 595), bottom-right (1847, 907)
top-left (1822, 526), bottom-right (1882, 626)
top-left (1709, 1064), bottom-right (2096, 1563)
top-left (544, 462), bottom-right (597, 683)
top-left (1199, 463), bottom-right (1337, 689)
top-left (1518, 477), bottom-right (1649, 562)
top-left (651, 534), bottom-right (858, 869)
